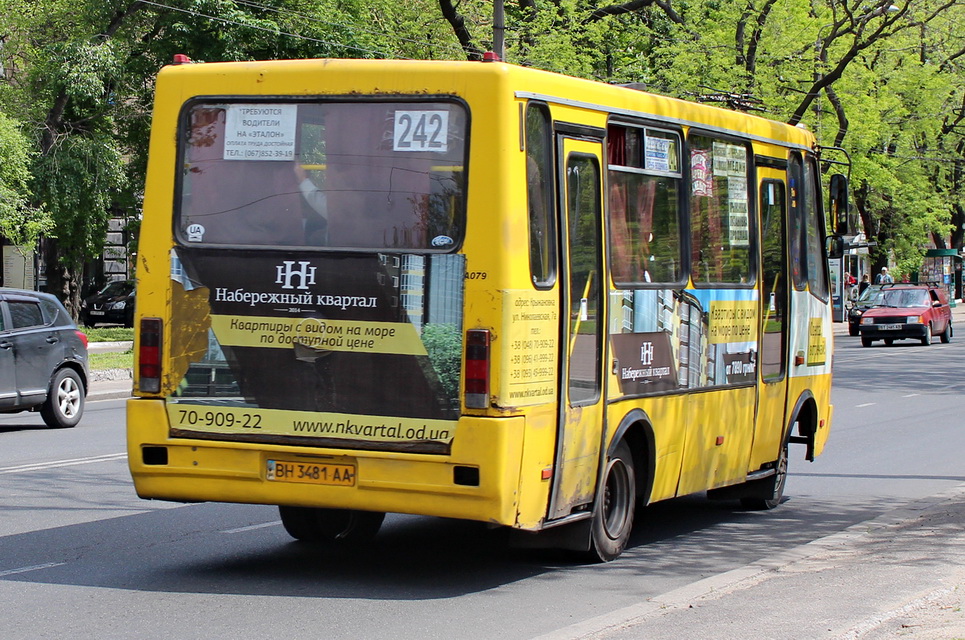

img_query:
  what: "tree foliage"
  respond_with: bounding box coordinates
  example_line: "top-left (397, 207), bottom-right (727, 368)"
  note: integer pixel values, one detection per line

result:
top-left (0, 111), bottom-right (52, 252)
top-left (2, 0), bottom-right (965, 309)
top-left (440, 0), bottom-right (965, 274)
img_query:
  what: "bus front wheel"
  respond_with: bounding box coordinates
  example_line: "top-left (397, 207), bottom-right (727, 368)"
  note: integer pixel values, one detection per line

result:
top-left (278, 506), bottom-right (385, 544)
top-left (589, 441), bottom-right (636, 562)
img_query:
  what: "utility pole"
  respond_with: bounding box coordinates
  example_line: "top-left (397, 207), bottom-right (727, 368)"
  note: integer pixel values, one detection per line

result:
top-left (493, 0), bottom-right (505, 60)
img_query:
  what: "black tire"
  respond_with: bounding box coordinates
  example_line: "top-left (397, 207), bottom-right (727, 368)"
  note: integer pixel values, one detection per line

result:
top-left (123, 308), bottom-right (135, 328)
top-left (278, 506), bottom-right (385, 544)
top-left (884, 338), bottom-right (894, 346)
top-left (741, 442), bottom-right (788, 510)
top-left (921, 324), bottom-right (932, 346)
top-left (40, 368), bottom-right (85, 428)
top-left (82, 314), bottom-right (96, 328)
top-left (848, 324), bottom-right (859, 337)
top-left (588, 441), bottom-right (636, 562)
top-left (940, 322), bottom-right (952, 344)
top-left (861, 336), bottom-right (873, 347)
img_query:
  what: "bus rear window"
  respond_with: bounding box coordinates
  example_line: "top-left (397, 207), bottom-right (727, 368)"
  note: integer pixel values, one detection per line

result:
top-left (177, 100), bottom-right (468, 251)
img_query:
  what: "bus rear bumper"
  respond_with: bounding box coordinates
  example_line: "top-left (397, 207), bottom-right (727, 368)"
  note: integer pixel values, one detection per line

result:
top-left (127, 399), bottom-right (527, 527)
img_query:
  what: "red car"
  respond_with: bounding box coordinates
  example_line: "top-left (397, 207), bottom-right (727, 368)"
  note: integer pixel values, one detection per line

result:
top-left (858, 283), bottom-right (953, 347)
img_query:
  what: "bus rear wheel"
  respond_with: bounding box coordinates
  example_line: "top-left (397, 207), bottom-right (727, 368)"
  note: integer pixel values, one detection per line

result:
top-left (278, 506), bottom-right (385, 544)
top-left (589, 441), bottom-right (636, 562)
top-left (741, 442), bottom-right (788, 510)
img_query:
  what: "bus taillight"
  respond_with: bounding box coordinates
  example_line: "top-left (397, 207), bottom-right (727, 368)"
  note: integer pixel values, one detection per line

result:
top-left (139, 318), bottom-right (162, 394)
top-left (464, 329), bottom-right (490, 409)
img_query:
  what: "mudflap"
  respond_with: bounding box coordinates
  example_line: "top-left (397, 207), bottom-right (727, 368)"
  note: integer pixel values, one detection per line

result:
top-left (707, 473), bottom-right (776, 502)
top-left (507, 517), bottom-right (593, 553)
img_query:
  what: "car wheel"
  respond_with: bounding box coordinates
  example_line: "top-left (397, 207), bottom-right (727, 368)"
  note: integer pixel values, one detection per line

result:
top-left (82, 314), bottom-right (96, 328)
top-left (40, 368), bottom-right (85, 428)
top-left (124, 308), bottom-right (135, 328)
top-left (921, 324), bottom-right (932, 346)
top-left (941, 322), bottom-right (952, 344)
top-left (861, 337), bottom-right (873, 347)
top-left (884, 338), bottom-right (894, 346)
top-left (588, 440), bottom-right (636, 562)
top-left (278, 506), bottom-right (385, 544)
top-left (848, 324), bottom-right (858, 337)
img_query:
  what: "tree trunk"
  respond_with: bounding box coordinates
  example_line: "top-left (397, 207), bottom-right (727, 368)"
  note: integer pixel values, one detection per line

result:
top-left (42, 239), bottom-right (82, 321)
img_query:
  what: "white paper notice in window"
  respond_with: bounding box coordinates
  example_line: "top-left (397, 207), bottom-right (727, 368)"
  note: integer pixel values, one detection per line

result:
top-left (223, 104), bottom-right (298, 161)
top-left (393, 111), bottom-right (449, 152)
top-left (645, 136), bottom-right (671, 172)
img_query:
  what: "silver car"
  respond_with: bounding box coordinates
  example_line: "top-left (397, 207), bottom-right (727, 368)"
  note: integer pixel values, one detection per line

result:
top-left (0, 288), bottom-right (89, 428)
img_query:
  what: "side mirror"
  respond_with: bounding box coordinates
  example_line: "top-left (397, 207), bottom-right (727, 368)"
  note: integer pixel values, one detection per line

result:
top-left (826, 235), bottom-right (845, 259)
top-left (829, 174), bottom-right (850, 235)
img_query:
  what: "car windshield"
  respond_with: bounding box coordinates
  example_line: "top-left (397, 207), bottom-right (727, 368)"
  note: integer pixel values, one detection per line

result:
top-left (99, 281), bottom-right (134, 296)
top-left (858, 286), bottom-right (883, 303)
top-left (879, 289), bottom-right (929, 307)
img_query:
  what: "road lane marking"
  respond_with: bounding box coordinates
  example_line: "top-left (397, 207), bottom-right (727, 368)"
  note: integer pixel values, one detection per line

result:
top-left (0, 453), bottom-right (127, 474)
top-left (0, 562), bottom-right (66, 577)
top-left (903, 393), bottom-right (920, 397)
top-left (855, 403), bottom-right (876, 408)
top-left (221, 521), bottom-right (282, 534)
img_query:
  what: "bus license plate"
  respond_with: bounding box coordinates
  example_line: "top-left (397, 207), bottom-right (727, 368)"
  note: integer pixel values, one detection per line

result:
top-left (879, 324), bottom-right (902, 330)
top-left (266, 459), bottom-right (356, 486)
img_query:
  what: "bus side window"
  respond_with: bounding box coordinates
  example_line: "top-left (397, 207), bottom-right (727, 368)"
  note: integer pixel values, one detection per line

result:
top-left (688, 134), bottom-right (754, 285)
top-left (789, 154), bottom-right (807, 291)
top-left (606, 125), bottom-right (683, 286)
top-left (803, 156), bottom-right (829, 301)
top-left (526, 103), bottom-right (556, 287)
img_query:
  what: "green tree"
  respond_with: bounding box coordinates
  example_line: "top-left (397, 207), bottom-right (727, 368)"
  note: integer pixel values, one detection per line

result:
top-left (0, 110), bottom-right (53, 284)
top-left (434, 0), bottom-right (965, 268)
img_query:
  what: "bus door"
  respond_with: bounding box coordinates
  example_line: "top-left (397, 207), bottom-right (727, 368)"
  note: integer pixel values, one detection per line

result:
top-left (750, 171), bottom-right (790, 470)
top-left (548, 135), bottom-right (607, 520)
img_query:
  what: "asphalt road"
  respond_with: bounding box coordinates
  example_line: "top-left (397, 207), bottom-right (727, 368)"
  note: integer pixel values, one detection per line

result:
top-left (1, 325), bottom-right (964, 639)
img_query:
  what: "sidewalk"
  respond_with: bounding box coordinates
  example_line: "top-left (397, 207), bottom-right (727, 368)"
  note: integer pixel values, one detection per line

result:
top-left (542, 488), bottom-right (965, 639)
top-left (87, 340), bottom-right (133, 401)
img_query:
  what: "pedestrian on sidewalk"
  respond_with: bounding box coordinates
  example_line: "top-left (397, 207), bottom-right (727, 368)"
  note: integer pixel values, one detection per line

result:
top-left (875, 267), bottom-right (894, 284)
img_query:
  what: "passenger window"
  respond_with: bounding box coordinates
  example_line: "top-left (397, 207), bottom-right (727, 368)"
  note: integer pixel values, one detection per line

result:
top-left (688, 134), bottom-right (754, 285)
top-left (8, 301), bottom-right (44, 329)
top-left (607, 124), bottom-right (683, 285)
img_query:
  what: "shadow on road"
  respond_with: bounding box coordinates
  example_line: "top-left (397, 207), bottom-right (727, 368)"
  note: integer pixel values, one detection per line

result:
top-left (0, 489), bottom-right (907, 600)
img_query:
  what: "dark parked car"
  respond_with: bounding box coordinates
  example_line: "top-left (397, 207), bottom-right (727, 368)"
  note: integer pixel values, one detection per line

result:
top-left (0, 288), bottom-right (89, 427)
top-left (81, 279), bottom-right (135, 327)
top-left (858, 283), bottom-right (953, 347)
top-left (846, 284), bottom-right (884, 336)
